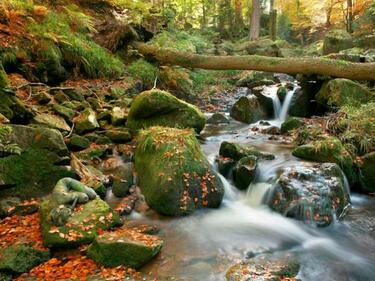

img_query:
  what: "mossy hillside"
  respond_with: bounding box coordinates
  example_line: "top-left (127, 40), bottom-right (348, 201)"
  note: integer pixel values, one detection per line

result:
top-left (40, 197), bottom-right (121, 248)
top-left (316, 79), bottom-right (375, 108)
top-left (135, 127), bottom-right (224, 216)
top-left (127, 90), bottom-right (206, 133)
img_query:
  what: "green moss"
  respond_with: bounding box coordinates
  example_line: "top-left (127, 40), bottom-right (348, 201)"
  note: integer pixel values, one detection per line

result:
top-left (127, 59), bottom-right (159, 89)
top-left (0, 63), bottom-right (9, 88)
top-left (135, 127), bottom-right (224, 216)
top-left (281, 117), bottom-right (304, 134)
top-left (40, 197), bottom-right (121, 248)
top-left (219, 141), bottom-right (275, 161)
top-left (127, 89), bottom-right (206, 133)
top-left (0, 89), bottom-right (33, 123)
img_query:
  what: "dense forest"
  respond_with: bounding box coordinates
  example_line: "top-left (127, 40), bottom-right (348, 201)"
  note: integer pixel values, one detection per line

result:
top-left (0, 0), bottom-right (374, 280)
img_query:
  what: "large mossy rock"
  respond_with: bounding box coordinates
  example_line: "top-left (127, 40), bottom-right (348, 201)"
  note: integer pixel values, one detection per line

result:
top-left (358, 152), bottom-right (375, 192)
top-left (74, 108), bottom-right (100, 134)
top-left (0, 89), bottom-right (33, 124)
top-left (0, 244), bottom-right (50, 274)
top-left (292, 137), bottom-right (354, 183)
top-left (281, 117), bottom-right (304, 134)
top-left (87, 227), bottom-right (163, 269)
top-left (226, 252), bottom-right (300, 281)
top-left (0, 125), bottom-right (74, 198)
top-left (230, 96), bottom-right (267, 124)
top-left (32, 113), bottom-right (71, 132)
top-left (40, 197), bottom-right (121, 248)
top-left (219, 141), bottom-right (275, 161)
top-left (268, 163), bottom-right (350, 226)
top-left (127, 90), bottom-right (206, 133)
top-left (323, 29), bottom-right (353, 55)
top-left (135, 127), bottom-right (224, 216)
top-left (316, 79), bottom-right (374, 109)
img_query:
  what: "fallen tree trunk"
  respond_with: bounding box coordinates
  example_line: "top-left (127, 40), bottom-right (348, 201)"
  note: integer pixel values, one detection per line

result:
top-left (133, 42), bottom-right (375, 81)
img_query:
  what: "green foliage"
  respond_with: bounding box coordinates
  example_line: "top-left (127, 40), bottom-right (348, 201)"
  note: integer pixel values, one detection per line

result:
top-left (277, 13), bottom-right (293, 42)
top-left (127, 59), bottom-right (159, 88)
top-left (0, 126), bottom-right (22, 156)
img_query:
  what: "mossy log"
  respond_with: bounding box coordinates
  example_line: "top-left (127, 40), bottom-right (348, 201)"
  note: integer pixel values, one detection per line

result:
top-left (133, 42), bottom-right (375, 81)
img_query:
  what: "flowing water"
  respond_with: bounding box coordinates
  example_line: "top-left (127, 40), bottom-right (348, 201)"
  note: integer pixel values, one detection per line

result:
top-left (118, 84), bottom-right (375, 280)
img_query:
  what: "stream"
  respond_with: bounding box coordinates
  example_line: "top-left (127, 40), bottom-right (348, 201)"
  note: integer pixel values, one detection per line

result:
top-left (115, 82), bottom-right (375, 281)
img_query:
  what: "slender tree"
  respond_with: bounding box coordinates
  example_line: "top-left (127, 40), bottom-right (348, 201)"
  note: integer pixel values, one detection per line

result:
top-left (249, 0), bottom-right (261, 40)
top-left (269, 0), bottom-right (277, 41)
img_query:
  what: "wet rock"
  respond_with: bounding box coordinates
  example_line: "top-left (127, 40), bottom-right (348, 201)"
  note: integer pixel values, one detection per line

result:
top-left (268, 163), bottom-right (350, 226)
top-left (252, 91), bottom-right (275, 117)
top-left (135, 127), bottom-right (224, 216)
top-left (323, 29), bottom-right (353, 55)
top-left (233, 156), bottom-right (258, 190)
top-left (207, 113), bottom-right (230, 124)
top-left (226, 252), bottom-right (300, 281)
top-left (0, 89), bottom-right (34, 123)
top-left (236, 71), bottom-right (280, 88)
top-left (105, 128), bottom-right (132, 143)
top-left (52, 103), bottom-right (75, 121)
top-left (281, 117), bottom-right (304, 134)
top-left (112, 163), bottom-right (134, 198)
top-left (289, 88), bottom-right (312, 118)
top-left (74, 108), bottom-right (100, 134)
top-left (32, 113), bottom-right (71, 132)
top-left (87, 226), bottom-right (163, 269)
top-left (40, 197), bottom-right (121, 248)
top-left (292, 137), bottom-right (355, 183)
top-left (216, 156), bottom-right (236, 178)
top-left (316, 79), bottom-right (374, 109)
top-left (219, 141), bottom-right (275, 161)
top-left (261, 126), bottom-right (280, 135)
top-left (68, 134), bottom-right (91, 151)
top-left (0, 125), bottom-right (74, 198)
top-left (127, 90), bottom-right (206, 133)
top-left (0, 244), bottom-right (50, 274)
top-left (358, 152), bottom-right (375, 192)
top-left (111, 106), bottom-right (127, 126)
top-left (230, 96), bottom-right (267, 124)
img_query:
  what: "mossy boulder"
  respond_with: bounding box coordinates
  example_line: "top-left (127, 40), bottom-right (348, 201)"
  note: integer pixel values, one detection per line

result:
top-left (68, 134), bottom-right (91, 151)
top-left (323, 29), bottom-right (353, 55)
top-left (268, 163), bottom-right (350, 226)
top-left (74, 108), bottom-right (100, 134)
top-left (87, 227), bottom-right (163, 269)
top-left (32, 113), bottom-right (71, 132)
top-left (111, 107), bottom-right (127, 126)
top-left (135, 127), bottom-right (224, 216)
top-left (226, 252), bottom-right (300, 281)
top-left (219, 141), bottom-right (275, 161)
top-left (0, 125), bottom-right (73, 198)
top-left (0, 244), bottom-right (50, 274)
top-left (52, 103), bottom-right (75, 121)
top-left (292, 137), bottom-right (354, 183)
top-left (230, 96), bottom-right (267, 124)
top-left (207, 113), bottom-right (229, 124)
top-left (232, 156), bottom-right (258, 190)
top-left (281, 117), bottom-right (304, 134)
top-left (236, 71), bottom-right (280, 88)
top-left (358, 152), bottom-right (375, 192)
top-left (112, 163), bottom-right (133, 198)
top-left (316, 79), bottom-right (374, 109)
top-left (105, 128), bottom-right (132, 143)
top-left (41, 197), bottom-right (121, 248)
top-left (127, 90), bottom-right (206, 133)
top-left (0, 89), bottom-right (33, 123)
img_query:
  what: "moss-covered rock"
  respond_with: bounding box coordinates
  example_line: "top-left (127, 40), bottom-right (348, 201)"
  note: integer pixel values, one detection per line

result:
top-left (281, 117), bottom-right (304, 134)
top-left (219, 141), bottom-right (275, 161)
top-left (292, 137), bottom-right (355, 183)
top-left (323, 29), bottom-right (353, 55)
top-left (135, 127), bottom-right (224, 216)
top-left (232, 156), bottom-right (258, 190)
top-left (0, 89), bottom-right (33, 123)
top-left (74, 108), bottom-right (100, 134)
top-left (358, 152), bottom-right (375, 192)
top-left (0, 63), bottom-right (9, 88)
top-left (0, 244), bottom-right (50, 274)
top-left (207, 113), bottom-right (229, 124)
top-left (32, 113), bottom-right (71, 132)
top-left (52, 103), bottom-right (75, 121)
top-left (316, 79), bottom-right (374, 109)
top-left (226, 252), bottom-right (300, 281)
top-left (127, 90), bottom-right (206, 133)
top-left (236, 71), bottom-right (280, 88)
top-left (68, 134), bottom-right (91, 151)
top-left (105, 129), bottom-right (132, 143)
top-left (111, 107), bottom-right (127, 126)
top-left (268, 163), bottom-right (350, 226)
top-left (87, 227), bottom-right (163, 269)
top-left (41, 197), bottom-right (121, 248)
top-left (230, 96), bottom-right (268, 124)
top-left (112, 163), bottom-right (133, 198)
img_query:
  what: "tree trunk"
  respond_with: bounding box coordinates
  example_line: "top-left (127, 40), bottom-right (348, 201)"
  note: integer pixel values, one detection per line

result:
top-left (269, 0), bottom-right (277, 41)
top-left (249, 0), bottom-right (261, 40)
top-left (133, 42), bottom-right (375, 81)
top-left (347, 0), bottom-right (353, 33)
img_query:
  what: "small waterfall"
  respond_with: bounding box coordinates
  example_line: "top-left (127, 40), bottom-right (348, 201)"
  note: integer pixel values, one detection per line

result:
top-left (278, 85), bottom-right (299, 122)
